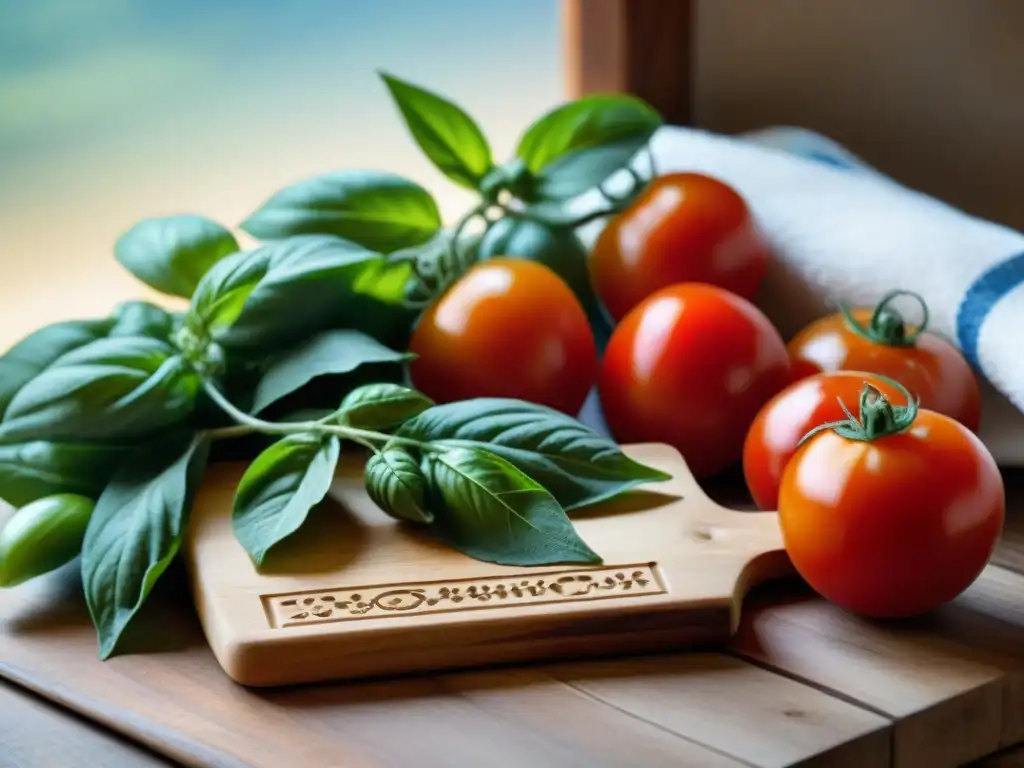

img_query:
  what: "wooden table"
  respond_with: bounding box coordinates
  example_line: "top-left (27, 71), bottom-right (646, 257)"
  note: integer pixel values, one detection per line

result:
top-left (3, 466), bottom-right (1024, 768)
top-left (2, 278), bottom-right (1024, 767)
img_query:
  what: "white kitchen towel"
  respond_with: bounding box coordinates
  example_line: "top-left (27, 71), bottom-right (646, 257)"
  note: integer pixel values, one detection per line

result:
top-left (574, 125), bottom-right (1024, 465)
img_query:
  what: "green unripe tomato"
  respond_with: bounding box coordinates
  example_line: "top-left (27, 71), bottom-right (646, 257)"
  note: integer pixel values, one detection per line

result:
top-left (478, 216), bottom-right (612, 349)
top-left (0, 493), bottom-right (95, 587)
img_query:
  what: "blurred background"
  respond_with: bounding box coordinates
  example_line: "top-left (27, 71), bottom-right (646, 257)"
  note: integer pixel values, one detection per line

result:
top-left (0, 0), bottom-right (562, 343)
top-left (4, 0), bottom-right (1022, 349)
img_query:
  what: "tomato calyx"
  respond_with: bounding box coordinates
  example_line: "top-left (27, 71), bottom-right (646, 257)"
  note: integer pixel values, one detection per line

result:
top-left (797, 376), bottom-right (919, 447)
top-left (839, 289), bottom-right (931, 348)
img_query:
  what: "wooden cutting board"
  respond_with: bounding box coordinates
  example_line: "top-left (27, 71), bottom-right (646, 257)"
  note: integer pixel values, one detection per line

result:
top-left (184, 442), bottom-right (793, 687)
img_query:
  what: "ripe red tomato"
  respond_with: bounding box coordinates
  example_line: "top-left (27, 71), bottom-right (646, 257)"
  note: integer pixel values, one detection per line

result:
top-left (409, 258), bottom-right (597, 415)
top-left (598, 283), bottom-right (791, 479)
top-left (743, 371), bottom-right (906, 510)
top-left (788, 290), bottom-right (981, 431)
top-left (779, 382), bottom-right (1004, 618)
top-left (588, 172), bottom-right (769, 322)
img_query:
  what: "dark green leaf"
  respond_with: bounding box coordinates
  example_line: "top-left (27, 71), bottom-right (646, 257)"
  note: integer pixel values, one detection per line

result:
top-left (240, 170), bottom-right (442, 253)
top-left (0, 441), bottom-right (133, 507)
top-left (0, 494), bottom-right (95, 587)
top-left (423, 446), bottom-right (599, 565)
top-left (364, 448), bottom-right (432, 523)
top-left (517, 94), bottom-right (661, 175)
top-left (187, 248), bottom-right (271, 335)
top-left (82, 432), bottom-right (210, 659)
top-left (0, 318), bottom-right (112, 419)
top-left (108, 300), bottom-right (175, 340)
top-left (232, 434), bottom-right (340, 567)
top-left (337, 383), bottom-right (433, 430)
top-left (380, 72), bottom-right (493, 189)
top-left (534, 137), bottom-right (650, 201)
top-left (114, 215), bottom-right (239, 298)
top-left (252, 330), bottom-right (412, 414)
top-left (398, 398), bottom-right (670, 511)
top-left (189, 235), bottom-right (402, 354)
top-left (0, 337), bottom-right (200, 444)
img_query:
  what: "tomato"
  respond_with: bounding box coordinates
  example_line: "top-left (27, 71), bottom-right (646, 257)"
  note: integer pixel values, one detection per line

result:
top-left (588, 172), bottom-right (769, 322)
top-left (779, 381), bottom-right (1004, 618)
top-left (409, 258), bottom-right (597, 415)
top-left (743, 371), bottom-right (906, 510)
top-left (788, 290), bottom-right (981, 431)
top-left (478, 216), bottom-right (612, 348)
top-left (598, 283), bottom-right (791, 479)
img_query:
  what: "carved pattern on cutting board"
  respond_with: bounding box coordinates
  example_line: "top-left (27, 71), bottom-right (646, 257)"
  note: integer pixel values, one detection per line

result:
top-left (262, 563), bottom-right (665, 628)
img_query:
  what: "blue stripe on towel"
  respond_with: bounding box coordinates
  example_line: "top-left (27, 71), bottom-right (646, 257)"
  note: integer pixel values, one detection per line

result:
top-left (956, 251), bottom-right (1024, 369)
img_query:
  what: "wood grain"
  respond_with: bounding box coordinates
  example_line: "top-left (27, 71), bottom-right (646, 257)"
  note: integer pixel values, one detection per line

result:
top-left (562, 0), bottom-right (695, 124)
top-left (185, 443), bottom-right (790, 687)
top-left (0, 680), bottom-right (174, 768)
top-left (4, 445), bottom-right (1024, 766)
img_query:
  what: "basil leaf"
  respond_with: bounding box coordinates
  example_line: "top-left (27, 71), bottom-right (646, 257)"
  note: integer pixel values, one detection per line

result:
top-left (232, 434), bottom-right (340, 567)
top-left (240, 170), bottom-right (442, 254)
top-left (534, 137), bottom-right (651, 201)
top-left (108, 300), bottom-right (174, 340)
top-left (252, 330), bottom-right (412, 414)
top-left (187, 249), bottom-right (266, 336)
top-left (0, 494), bottom-right (95, 587)
top-left (190, 235), bottom-right (395, 354)
top-left (0, 441), bottom-right (133, 507)
top-left (380, 72), bottom-right (493, 189)
top-left (82, 432), bottom-right (210, 659)
top-left (423, 446), bottom-right (599, 565)
top-left (364, 448), bottom-right (432, 523)
top-left (338, 383), bottom-right (433, 430)
top-left (0, 337), bottom-right (200, 444)
top-left (114, 215), bottom-right (239, 298)
top-left (517, 94), bottom-right (661, 175)
top-left (398, 398), bottom-right (670, 511)
top-left (0, 318), bottom-right (112, 419)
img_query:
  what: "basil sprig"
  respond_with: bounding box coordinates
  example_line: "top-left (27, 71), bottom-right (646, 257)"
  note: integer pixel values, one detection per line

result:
top-left (0, 74), bottom-right (671, 661)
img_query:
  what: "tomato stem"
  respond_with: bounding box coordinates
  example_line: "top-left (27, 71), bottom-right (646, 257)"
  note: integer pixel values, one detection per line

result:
top-left (838, 289), bottom-right (930, 348)
top-left (797, 375), bottom-right (919, 447)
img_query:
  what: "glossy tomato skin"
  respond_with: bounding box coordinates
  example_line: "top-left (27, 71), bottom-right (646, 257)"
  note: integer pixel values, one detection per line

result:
top-left (788, 308), bottom-right (981, 431)
top-left (588, 173), bottom-right (769, 322)
top-left (599, 283), bottom-right (791, 479)
top-left (778, 411), bottom-right (1004, 618)
top-left (743, 371), bottom-right (906, 510)
top-left (409, 258), bottom-right (597, 415)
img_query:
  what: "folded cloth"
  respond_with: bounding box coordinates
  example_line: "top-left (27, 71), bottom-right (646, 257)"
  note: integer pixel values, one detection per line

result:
top-left (573, 125), bottom-right (1024, 465)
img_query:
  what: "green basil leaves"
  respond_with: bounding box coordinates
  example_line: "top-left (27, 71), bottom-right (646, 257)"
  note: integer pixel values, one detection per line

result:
top-left (240, 170), bottom-right (442, 253)
top-left (380, 73), bottom-right (494, 190)
top-left (398, 398), bottom-right (671, 511)
top-left (188, 235), bottom-right (395, 354)
top-left (364, 448), bottom-right (431, 524)
top-left (114, 215), bottom-right (239, 298)
top-left (232, 434), bottom-right (340, 566)
top-left (424, 447), bottom-right (599, 566)
top-left (516, 94), bottom-right (662, 177)
top-left (82, 432), bottom-right (210, 659)
top-left (336, 383), bottom-right (433, 430)
top-left (251, 331), bottom-right (413, 415)
top-left (0, 337), bottom-right (200, 444)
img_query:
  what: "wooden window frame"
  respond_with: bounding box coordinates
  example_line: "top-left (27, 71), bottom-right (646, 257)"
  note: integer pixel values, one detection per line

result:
top-left (562, 0), bottom-right (695, 125)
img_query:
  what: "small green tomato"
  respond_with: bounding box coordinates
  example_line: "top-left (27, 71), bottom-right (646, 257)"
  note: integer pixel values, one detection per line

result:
top-left (0, 493), bottom-right (95, 587)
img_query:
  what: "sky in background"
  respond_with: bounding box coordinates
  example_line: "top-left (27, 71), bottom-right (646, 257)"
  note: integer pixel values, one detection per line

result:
top-left (0, 0), bottom-right (563, 342)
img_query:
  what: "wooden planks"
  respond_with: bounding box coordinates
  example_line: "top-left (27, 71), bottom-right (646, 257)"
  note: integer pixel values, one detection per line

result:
top-left (3, 471), bottom-right (1024, 767)
top-left (0, 679), bottom-right (173, 768)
